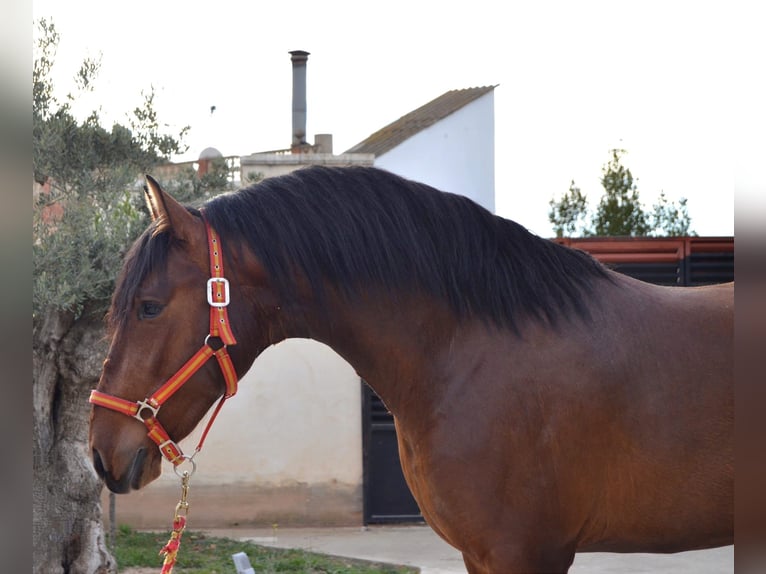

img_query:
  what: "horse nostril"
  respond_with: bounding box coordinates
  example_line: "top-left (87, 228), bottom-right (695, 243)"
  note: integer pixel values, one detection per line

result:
top-left (129, 447), bottom-right (148, 490)
top-left (92, 448), bottom-right (107, 479)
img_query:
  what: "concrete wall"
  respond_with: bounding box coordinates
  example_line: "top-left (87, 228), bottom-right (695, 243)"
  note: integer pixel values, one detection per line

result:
top-left (106, 339), bottom-right (365, 528)
top-left (374, 91), bottom-right (495, 213)
top-left (240, 152), bottom-right (374, 183)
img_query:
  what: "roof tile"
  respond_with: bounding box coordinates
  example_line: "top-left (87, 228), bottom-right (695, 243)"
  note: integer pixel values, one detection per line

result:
top-left (344, 86), bottom-right (496, 156)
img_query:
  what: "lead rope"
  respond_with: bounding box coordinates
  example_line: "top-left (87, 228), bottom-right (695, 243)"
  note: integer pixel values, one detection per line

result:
top-left (159, 463), bottom-right (194, 574)
top-left (154, 396), bottom-right (226, 574)
top-left (155, 386), bottom-right (231, 572)
top-left (156, 390), bottom-right (230, 572)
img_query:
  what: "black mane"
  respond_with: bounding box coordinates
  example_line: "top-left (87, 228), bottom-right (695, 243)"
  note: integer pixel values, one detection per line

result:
top-left (205, 165), bottom-right (609, 330)
top-left (110, 166), bottom-right (610, 334)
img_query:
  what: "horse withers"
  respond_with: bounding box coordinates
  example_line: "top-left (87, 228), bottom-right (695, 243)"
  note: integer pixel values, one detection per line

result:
top-left (89, 166), bottom-right (733, 573)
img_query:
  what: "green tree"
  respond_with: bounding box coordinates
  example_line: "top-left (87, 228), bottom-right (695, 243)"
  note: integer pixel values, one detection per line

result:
top-left (548, 148), bottom-right (694, 237)
top-left (32, 18), bottom-right (206, 574)
top-left (651, 190), bottom-right (693, 236)
top-left (548, 180), bottom-right (589, 238)
top-left (592, 148), bottom-right (651, 236)
top-left (162, 155), bottom-right (237, 204)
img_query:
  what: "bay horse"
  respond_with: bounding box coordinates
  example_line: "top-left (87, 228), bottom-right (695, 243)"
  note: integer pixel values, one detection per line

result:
top-left (89, 166), bottom-right (733, 573)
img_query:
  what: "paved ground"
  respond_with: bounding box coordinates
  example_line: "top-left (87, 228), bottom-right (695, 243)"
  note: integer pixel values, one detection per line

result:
top-left (205, 525), bottom-right (734, 573)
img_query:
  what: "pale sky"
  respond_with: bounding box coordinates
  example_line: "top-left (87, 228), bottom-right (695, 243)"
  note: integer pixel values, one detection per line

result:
top-left (33, 0), bottom-right (741, 237)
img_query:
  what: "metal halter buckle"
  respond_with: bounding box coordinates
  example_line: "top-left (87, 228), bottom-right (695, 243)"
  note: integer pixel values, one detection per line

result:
top-left (133, 398), bottom-right (160, 421)
top-left (207, 277), bottom-right (230, 307)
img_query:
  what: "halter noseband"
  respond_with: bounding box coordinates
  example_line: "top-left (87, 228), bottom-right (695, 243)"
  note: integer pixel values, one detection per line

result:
top-left (89, 213), bottom-right (239, 466)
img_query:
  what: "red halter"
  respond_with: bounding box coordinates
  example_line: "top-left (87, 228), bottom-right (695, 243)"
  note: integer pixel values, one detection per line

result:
top-left (89, 213), bottom-right (239, 466)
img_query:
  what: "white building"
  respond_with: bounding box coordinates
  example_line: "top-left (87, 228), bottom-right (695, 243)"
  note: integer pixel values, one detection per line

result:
top-left (346, 85), bottom-right (496, 213)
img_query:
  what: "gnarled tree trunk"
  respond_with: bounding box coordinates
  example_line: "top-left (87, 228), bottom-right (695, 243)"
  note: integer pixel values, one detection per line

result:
top-left (33, 307), bottom-right (115, 574)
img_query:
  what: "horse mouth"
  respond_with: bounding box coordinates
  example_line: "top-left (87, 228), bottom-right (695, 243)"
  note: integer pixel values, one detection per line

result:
top-left (93, 447), bottom-right (149, 493)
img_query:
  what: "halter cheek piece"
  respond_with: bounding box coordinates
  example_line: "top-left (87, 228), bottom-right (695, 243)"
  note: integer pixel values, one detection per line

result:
top-left (89, 213), bottom-right (239, 466)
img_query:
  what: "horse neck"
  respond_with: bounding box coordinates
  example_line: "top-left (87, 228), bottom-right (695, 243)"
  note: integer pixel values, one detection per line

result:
top-left (332, 291), bottom-right (461, 417)
top-left (229, 246), bottom-right (463, 423)
top-left (259, 284), bottom-right (460, 423)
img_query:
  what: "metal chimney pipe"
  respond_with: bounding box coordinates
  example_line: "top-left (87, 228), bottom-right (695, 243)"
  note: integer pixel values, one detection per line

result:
top-left (289, 50), bottom-right (309, 150)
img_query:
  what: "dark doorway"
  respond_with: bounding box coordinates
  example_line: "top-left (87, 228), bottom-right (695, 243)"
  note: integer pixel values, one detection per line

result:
top-left (361, 382), bottom-right (424, 524)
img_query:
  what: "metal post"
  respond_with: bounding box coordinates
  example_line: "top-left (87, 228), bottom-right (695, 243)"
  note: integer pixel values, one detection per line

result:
top-left (109, 491), bottom-right (116, 551)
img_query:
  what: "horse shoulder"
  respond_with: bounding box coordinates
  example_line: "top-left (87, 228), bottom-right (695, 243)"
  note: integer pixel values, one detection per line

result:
top-left (395, 323), bottom-right (596, 562)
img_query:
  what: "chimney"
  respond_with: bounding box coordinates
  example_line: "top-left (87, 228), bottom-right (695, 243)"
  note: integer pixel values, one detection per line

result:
top-left (289, 50), bottom-right (310, 152)
top-left (314, 133), bottom-right (333, 154)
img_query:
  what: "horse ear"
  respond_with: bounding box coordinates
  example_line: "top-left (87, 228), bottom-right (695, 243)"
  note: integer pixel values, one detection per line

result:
top-left (143, 175), bottom-right (198, 241)
top-left (143, 175), bottom-right (164, 222)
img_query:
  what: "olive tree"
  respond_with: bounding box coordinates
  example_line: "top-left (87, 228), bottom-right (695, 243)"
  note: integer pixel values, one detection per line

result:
top-left (32, 18), bottom-right (206, 573)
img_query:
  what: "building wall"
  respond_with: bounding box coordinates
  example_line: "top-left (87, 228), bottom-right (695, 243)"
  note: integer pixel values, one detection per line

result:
top-left (374, 92), bottom-right (495, 213)
top-left (105, 339), bottom-right (365, 528)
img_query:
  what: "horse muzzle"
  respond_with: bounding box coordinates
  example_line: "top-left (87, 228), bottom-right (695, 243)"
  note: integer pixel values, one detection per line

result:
top-left (92, 446), bottom-right (149, 493)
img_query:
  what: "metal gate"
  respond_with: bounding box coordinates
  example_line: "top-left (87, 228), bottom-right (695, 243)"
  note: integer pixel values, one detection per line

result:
top-left (361, 382), bottom-right (424, 524)
top-left (553, 236), bottom-right (734, 286)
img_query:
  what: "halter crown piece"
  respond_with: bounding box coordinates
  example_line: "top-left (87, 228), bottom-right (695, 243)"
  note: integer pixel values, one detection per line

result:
top-left (89, 212), bottom-right (239, 466)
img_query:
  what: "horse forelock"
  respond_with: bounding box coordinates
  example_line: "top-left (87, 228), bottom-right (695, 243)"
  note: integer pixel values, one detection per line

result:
top-left (199, 165), bottom-right (610, 333)
top-left (106, 221), bottom-right (173, 336)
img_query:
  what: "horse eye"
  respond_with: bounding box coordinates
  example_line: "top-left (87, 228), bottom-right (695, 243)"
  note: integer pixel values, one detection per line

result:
top-left (139, 301), bottom-right (164, 319)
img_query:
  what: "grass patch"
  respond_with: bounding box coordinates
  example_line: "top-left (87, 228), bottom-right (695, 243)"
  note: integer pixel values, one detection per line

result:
top-left (114, 524), bottom-right (418, 573)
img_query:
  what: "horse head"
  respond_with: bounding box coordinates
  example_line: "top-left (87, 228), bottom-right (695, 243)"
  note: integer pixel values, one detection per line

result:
top-left (89, 177), bottom-right (247, 492)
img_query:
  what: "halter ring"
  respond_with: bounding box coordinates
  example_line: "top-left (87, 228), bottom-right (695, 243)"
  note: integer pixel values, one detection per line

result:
top-left (204, 334), bottom-right (226, 351)
top-left (173, 455), bottom-right (197, 478)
